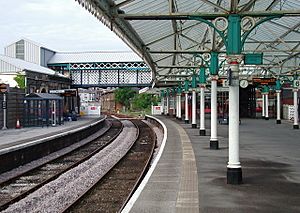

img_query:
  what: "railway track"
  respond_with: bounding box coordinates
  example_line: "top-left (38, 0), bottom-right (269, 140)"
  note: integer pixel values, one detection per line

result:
top-left (63, 119), bottom-right (156, 213)
top-left (0, 118), bottom-right (123, 212)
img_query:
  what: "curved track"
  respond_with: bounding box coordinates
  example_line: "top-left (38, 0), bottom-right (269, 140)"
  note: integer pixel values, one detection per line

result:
top-left (0, 118), bottom-right (123, 211)
top-left (63, 119), bottom-right (156, 213)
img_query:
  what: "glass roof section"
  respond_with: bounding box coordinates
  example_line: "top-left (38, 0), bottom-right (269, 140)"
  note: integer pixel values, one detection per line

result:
top-left (75, 0), bottom-right (300, 87)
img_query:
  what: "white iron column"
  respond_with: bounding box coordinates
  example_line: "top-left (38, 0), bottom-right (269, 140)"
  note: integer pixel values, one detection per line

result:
top-left (192, 90), bottom-right (197, 128)
top-left (173, 95), bottom-right (176, 117)
top-left (161, 96), bottom-right (165, 115)
top-left (166, 95), bottom-right (169, 116)
top-left (199, 86), bottom-right (206, 136)
top-left (185, 92), bottom-right (189, 124)
top-left (262, 93), bottom-right (265, 119)
top-left (265, 93), bottom-right (269, 120)
top-left (293, 89), bottom-right (299, 129)
top-left (276, 90), bottom-right (281, 124)
top-left (210, 76), bottom-right (218, 149)
top-left (178, 94), bottom-right (182, 120)
top-left (227, 56), bottom-right (242, 185)
top-left (176, 95), bottom-right (179, 118)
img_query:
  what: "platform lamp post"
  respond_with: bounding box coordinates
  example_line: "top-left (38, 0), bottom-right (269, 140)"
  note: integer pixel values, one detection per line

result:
top-left (210, 52), bottom-right (219, 149)
top-left (160, 90), bottom-right (165, 115)
top-left (275, 80), bottom-right (282, 124)
top-left (199, 66), bottom-right (206, 136)
top-left (184, 79), bottom-right (190, 124)
top-left (166, 88), bottom-right (170, 116)
top-left (191, 74), bottom-right (198, 128)
top-left (172, 87), bottom-right (176, 117)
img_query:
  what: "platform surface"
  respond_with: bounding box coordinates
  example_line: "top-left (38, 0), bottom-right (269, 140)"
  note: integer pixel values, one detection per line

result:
top-left (131, 116), bottom-right (300, 213)
top-left (0, 116), bottom-right (102, 151)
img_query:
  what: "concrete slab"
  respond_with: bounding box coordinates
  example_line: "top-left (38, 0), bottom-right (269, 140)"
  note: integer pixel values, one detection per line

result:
top-left (178, 117), bottom-right (300, 212)
top-left (130, 117), bottom-right (199, 213)
top-left (0, 116), bottom-right (102, 150)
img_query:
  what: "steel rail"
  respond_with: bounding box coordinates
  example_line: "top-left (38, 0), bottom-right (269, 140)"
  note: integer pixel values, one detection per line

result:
top-left (61, 119), bottom-right (156, 213)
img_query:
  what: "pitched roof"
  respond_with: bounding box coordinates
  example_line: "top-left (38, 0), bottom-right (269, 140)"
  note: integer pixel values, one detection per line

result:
top-left (0, 55), bottom-right (65, 77)
top-left (48, 51), bottom-right (142, 64)
top-left (25, 93), bottom-right (63, 100)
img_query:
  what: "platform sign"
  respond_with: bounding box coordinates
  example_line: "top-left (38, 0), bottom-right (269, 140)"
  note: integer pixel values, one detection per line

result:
top-left (152, 105), bottom-right (162, 115)
top-left (2, 101), bottom-right (7, 109)
top-left (252, 78), bottom-right (276, 86)
top-left (222, 79), bottom-right (229, 87)
top-left (0, 84), bottom-right (8, 93)
top-left (293, 80), bottom-right (300, 88)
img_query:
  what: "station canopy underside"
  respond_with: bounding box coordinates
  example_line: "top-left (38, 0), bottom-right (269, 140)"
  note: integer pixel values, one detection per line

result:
top-left (76, 0), bottom-right (300, 87)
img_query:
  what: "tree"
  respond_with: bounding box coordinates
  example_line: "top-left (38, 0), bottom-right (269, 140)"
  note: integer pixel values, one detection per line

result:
top-left (13, 74), bottom-right (26, 89)
top-left (132, 93), bottom-right (158, 110)
top-left (114, 87), bottom-right (136, 110)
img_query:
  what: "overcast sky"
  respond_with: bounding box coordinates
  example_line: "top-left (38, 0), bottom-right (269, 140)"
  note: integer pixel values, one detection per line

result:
top-left (0, 0), bottom-right (131, 54)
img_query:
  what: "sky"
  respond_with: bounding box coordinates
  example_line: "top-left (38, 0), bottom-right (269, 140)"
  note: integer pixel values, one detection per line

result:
top-left (0, 0), bottom-right (132, 54)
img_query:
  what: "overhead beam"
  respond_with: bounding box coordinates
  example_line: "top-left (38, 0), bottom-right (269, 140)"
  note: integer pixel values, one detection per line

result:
top-left (157, 65), bottom-right (199, 69)
top-left (118, 10), bottom-right (300, 20)
top-left (150, 50), bottom-right (224, 54)
top-left (115, 0), bottom-right (135, 8)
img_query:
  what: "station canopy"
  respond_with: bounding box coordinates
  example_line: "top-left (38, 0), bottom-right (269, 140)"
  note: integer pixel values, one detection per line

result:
top-left (76, 0), bottom-right (300, 87)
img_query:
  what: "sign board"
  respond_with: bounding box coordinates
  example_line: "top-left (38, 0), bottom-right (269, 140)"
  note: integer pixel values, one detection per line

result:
top-left (252, 78), bottom-right (276, 86)
top-left (244, 53), bottom-right (263, 65)
top-left (0, 84), bottom-right (8, 93)
top-left (87, 106), bottom-right (101, 116)
top-left (293, 80), bottom-right (300, 88)
top-left (152, 105), bottom-right (162, 115)
top-left (222, 79), bottom-right (229, 87)
top-left (50, 89), bottom-right (77, 96)
top-left (2, 101), bottom-right (7, 109)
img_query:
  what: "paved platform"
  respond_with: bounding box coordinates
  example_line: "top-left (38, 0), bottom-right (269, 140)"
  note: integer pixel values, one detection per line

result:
top-left (130, 116), bottom-right (300, 213)
top-left (0, 116), bottom-right (102, 151)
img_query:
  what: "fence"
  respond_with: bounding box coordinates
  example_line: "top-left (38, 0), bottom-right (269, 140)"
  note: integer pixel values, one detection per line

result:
top-left (0, 88), bottom-right (25, 129)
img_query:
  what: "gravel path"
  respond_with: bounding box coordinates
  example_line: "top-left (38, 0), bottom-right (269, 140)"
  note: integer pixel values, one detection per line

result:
top-left (3, 120), bottom-right (137, 213)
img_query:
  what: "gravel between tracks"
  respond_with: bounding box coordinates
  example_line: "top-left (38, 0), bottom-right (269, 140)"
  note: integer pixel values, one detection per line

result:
top-left (3, 120), bottom-right (137, 213)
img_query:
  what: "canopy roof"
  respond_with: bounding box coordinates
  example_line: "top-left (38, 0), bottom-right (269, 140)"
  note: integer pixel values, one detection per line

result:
top-left (0, 55), bottom-right (65, 78)
top-left (75, 0), bottom-right (300, 87)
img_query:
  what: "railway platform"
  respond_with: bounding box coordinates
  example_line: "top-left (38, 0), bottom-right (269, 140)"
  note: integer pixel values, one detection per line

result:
top-left (0, 116), bottom-right (102, 152)
top-left (128, 116), bottom-right (300, 213)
